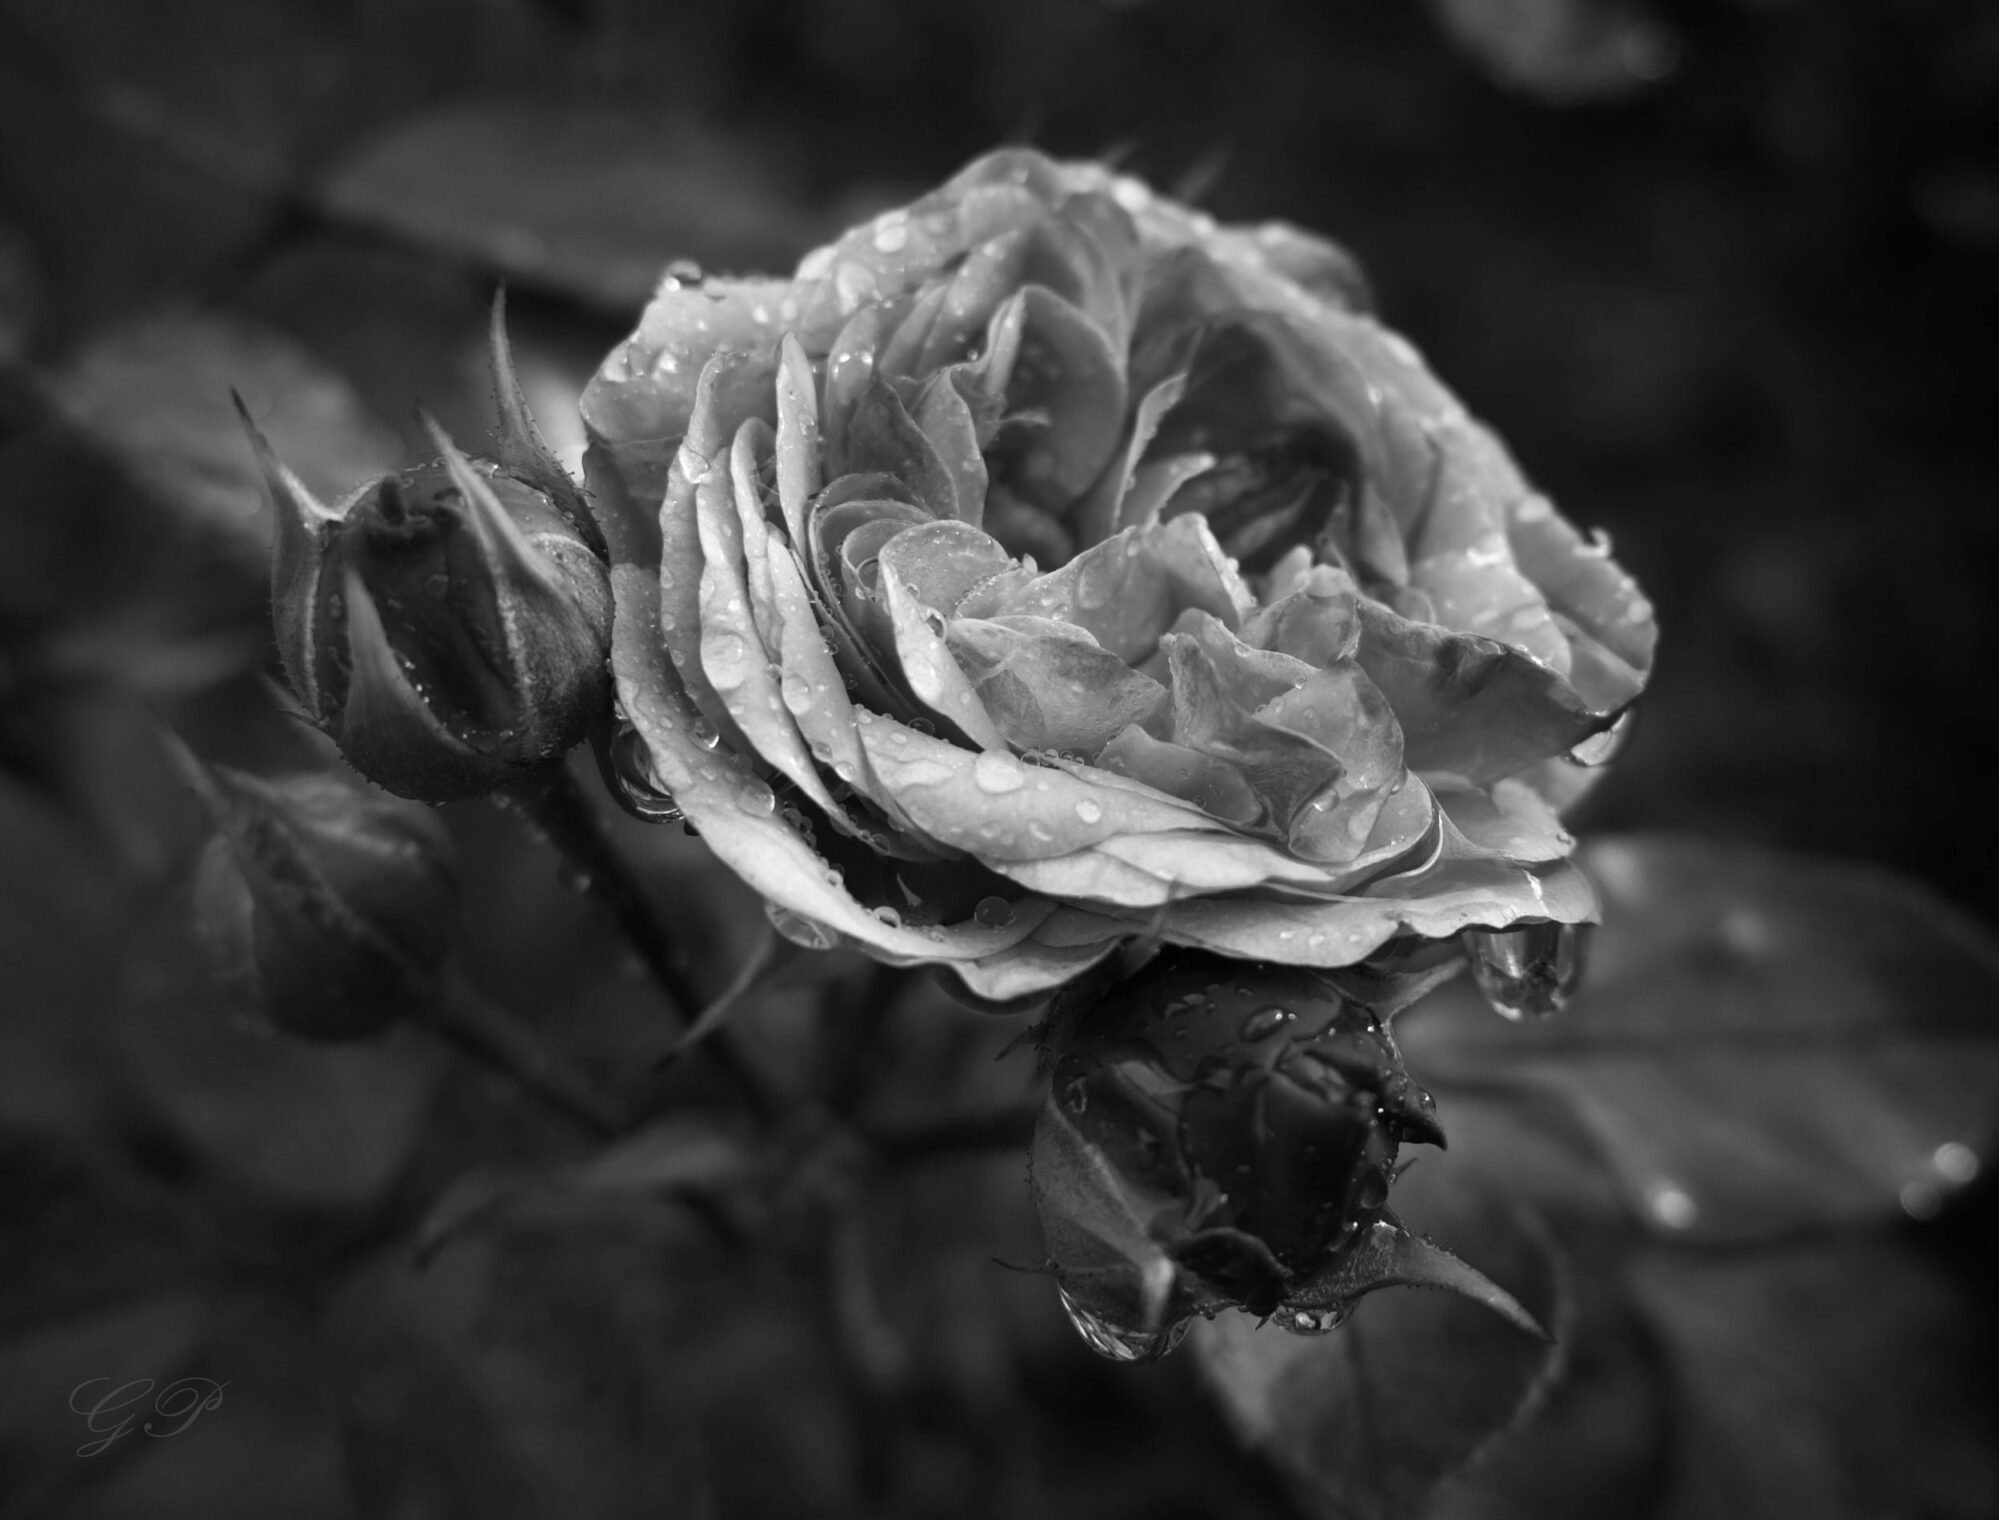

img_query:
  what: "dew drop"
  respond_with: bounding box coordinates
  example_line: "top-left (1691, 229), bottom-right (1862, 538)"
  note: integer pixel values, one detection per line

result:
top-left (704, 632), bottom-right (751, 690)
top-left (973, 895), bottom-right (1015, 928)
top-left (1465, 921), bottom-right (1583, 1020)
top-left (690, 716), bottom-right (722, 751)
top-left (1647, 1182), bottom-right (1698, 1230)
top-left (737, 778), bottom-right (777, 816)
top-left (1056, 1288), bottom-right (1189, 1363)
top-left (766, 902), bottom-right (838, 951)
top-left (1239, 1005), bottom-right (1294, 1042)
top-left (1074, 798), bottom-right (1104, 825)
top-left (872, 218), bottom-right (909, 254)
top-left (1934, 1141), bottom-right (1981, 1186)
top-left (780, 672), bottom-right (815, 713)
top-left (872, 904), bottom-right (904, 929)
top-left (973, 751), bottom-right (1025, 794)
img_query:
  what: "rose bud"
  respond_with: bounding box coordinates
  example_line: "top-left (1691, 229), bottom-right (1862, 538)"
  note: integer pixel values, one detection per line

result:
top-left (1031, 947), bottom-right (1543, 1360)
top-left (251, 305), bottom-right (612, 802)
top-left (582, 149), bottom-right (1655, 1004)
top-left (174, 744), bottom-right (460, 1040)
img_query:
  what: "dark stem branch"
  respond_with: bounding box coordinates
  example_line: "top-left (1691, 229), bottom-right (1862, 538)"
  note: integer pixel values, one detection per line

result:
top-left (426, 969), bottom-right (628, 1138)
top-left (501, 765), bottom-right (778, 1121)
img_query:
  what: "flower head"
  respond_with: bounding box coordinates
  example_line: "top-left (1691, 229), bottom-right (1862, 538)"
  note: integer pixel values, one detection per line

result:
top-left (256, 308), bottom-right (612, 802)
top-left (583, 150), bottom-right (1656, 1001)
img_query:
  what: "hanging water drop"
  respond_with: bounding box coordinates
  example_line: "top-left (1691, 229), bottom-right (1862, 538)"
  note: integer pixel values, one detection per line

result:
top-left (690, 715), bottom-right (722, 751)
top-left (973, 895), bottom-right (1015, 928)
top-left (766, 903), bottom-right (838, 951)
top-left (603, 725), bottom-right (683, 824)
top-left (1056, 1288), bottom-right (1189, 1363)
top-left (1465, 921), bottom-right (1584, 1020)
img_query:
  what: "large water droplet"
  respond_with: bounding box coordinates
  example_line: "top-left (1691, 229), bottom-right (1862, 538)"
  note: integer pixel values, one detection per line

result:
top-left (973, 895), bottom-right (1015, 928)
top-left (1074, 798), bottom-right (1104, 825)
top-left (1056, 1288), bottom-right (1190, 1363)
top-left (737, 778), bottom-right (777, 816)
top-left (972, 752), bottom-right (1025, 794)
top-left (766, 903), bottom-right (838, 951)
top-left (780, 671), bottom-right (814, 714)
top-left (1239, 1006), bottom-right (1294, 1042)
top-left (1465, 921), bottom-right (1583, 1020)
top-left (604, 726), bottom-right (682, 824)
top-left (1566, 711), bottom-right (1632, 768)
top-left (690, 716), bottom-right (722, 751)
top-left (704, 633), bottom-right (751, 691)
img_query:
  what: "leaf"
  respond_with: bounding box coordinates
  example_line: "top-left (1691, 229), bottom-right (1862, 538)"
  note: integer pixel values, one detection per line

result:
top-left (1397, 834), bottom-right (1999, 1240)
top-left (317, 106), bottom-right (820, 308)
top-left (333, 1213), bottom-right (716, 1520)
top-left (1627, 1237), bottom-right (1999, 1520)
top-left (1193, 1188), bottom-right (1565, 1520)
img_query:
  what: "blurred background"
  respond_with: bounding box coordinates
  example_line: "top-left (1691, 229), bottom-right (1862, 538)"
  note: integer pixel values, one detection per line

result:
top-left (2, 1), bottom-right (1996, 1516)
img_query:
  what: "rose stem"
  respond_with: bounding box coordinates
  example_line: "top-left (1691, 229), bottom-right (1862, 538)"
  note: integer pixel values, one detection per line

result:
top-left (425, 969), bottom-right (628, 1137)
top-left (500, 766), bottom-right (778, 1120)
top-left (864, 1102), bottom-right (1040, 1163)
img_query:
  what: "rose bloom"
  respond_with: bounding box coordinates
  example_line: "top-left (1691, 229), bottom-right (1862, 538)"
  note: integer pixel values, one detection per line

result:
top-left (581, 150), bottom-right (1655, 1002)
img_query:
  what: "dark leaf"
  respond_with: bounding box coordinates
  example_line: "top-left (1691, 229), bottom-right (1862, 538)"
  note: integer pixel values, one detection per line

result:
top-left (316, 106), bottom-right (821, 309)
top-left (1193, 1185), bottom-right (1564, 1520)
top-left (1398, 835), bottom-right (1999, 1240)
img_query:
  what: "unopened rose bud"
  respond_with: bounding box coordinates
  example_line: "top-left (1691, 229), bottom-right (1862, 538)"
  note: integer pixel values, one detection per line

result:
top-left (251, 306), bottom-right (611, 801)
top-left (1032, 947), bottom-right (1541, 1360)
top-left (180, 752), bottom-right (460, 1040)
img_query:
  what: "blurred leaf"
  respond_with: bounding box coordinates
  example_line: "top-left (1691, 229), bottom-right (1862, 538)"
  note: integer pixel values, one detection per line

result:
top-left (333, 1213), bottom-right (716, 1520)
top-left (316, 105), bottom-right (822, 308)
top-left (50, 312), bottom-right (403, 558)
top-left (411, 1115), bottom-right (757, 1261)
top-left (1398, 835), bottom-right (1999, 1241)
top-left (1193, 1192), bottom-right (1564, 1520)
top-left (1628, 1237), bottom-right (1999, 1520)
top-left (1425, 0), bottom-right (1677, 104)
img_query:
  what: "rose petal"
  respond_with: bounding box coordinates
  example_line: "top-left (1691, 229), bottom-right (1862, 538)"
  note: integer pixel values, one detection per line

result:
top-left (946, 615), bottom-right (1169, 757)
top-left (1097, 724), bottom-right (1262, 825)
top-left (960, 514), bottom-right (1253, 667)
top-left (1354, 599), bottom-right (1614, 786)
top-left (851, 708), bottom-right (1221, 863)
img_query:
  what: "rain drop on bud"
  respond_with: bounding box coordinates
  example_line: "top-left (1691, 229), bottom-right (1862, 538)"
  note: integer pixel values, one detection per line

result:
top-left (766, 903), bottom-right (838, 951)
top-left (1282, 1304), bottom-right (1351, 1335)
top-left (1056, 1287), bottom-right (1190, 1363)
top-left (1465, 921), bottom-right (1584, 1020)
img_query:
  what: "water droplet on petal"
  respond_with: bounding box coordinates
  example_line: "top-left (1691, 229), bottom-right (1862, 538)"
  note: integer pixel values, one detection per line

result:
top-left (690, 716), bottom-right (722, 751)
top-left (780, 672), bottom-right (815, 714)
top-left (737, 778), bottom-right (776, 815)
top-left (973, 751), bottom-right (1025, 794)
top-left (704, 633), bottom-right (751, 691)
top-left (1056, 1288), bottom-right (1189, 1363)
top-left (871, 904), bottom-right (904, 929)
top-left (973, 895), bottom-right (1015, 928)
top-left (1465, 921), bottom-right (1583, 1020)
top-left (1074, 798), bottom-right (1104, 825)
top-left (1647, 1182), bottom-right (1698, 1230)
top-left (1239, 1006), bottom-right (1294, 1042)
top-left (767, 903), bottom-right (838, 951)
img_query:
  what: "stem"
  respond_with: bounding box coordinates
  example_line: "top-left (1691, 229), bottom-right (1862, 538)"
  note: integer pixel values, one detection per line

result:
top-left (426, 969), bottom-right (628, 1137)
top-left (502, 766), bottom-right (779, 1121)
top-left (504, 766), bottom-right (704, 1015)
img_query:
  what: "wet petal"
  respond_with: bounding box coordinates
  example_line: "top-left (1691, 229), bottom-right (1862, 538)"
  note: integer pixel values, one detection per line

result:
top-left (947, 616), bottom-right (1169, 757)
top-left (852, 708), bottom-right (1216, 862)
top-left (987, 286), bottom-right (1128, 512)
top-left (880, 568), bottom-right (1011, 752)
top-left (1242, 563), bottom-right (1362, 666)
top-left (1354, 599), bottom-right (1613, 786)
top-left (961, 514), bottom-right (1253, 666)
top-left (1097, 724), bottom-right (1262, 825)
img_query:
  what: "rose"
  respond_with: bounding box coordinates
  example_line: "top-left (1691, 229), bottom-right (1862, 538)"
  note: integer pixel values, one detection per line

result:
top-left (582, 150), bottom-right (1655, 1003)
